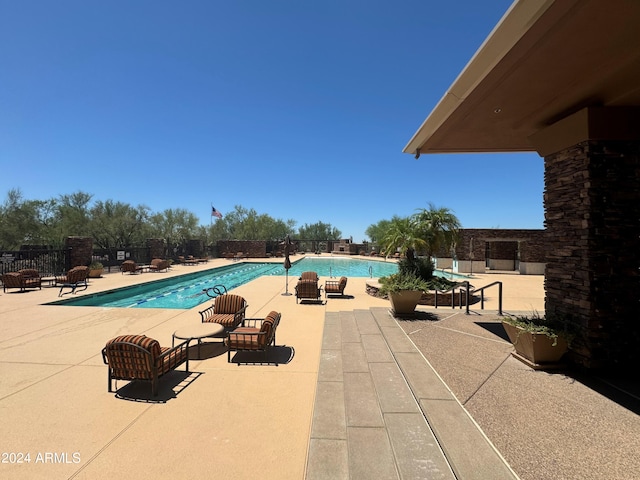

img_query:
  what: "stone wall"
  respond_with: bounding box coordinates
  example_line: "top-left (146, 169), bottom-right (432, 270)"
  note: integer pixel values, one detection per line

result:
top-left (544, 140), bottom-right (640, 370)
top-left (451, 229), bottom-right (545, 263)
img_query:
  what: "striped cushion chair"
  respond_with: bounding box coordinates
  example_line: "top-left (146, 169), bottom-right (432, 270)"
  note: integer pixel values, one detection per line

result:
top-left (295, 279), bottom-right (322, 303)
top-left (299, 271), bottom-right (319, 282)
top-left (102, 334), bottom-right (189, 396)
top-left (324, 276), bottom-right (348, 298)
top-left (199, 293), bottom-right (248, 330)
top-left (226, 311), bottom-right (281, 364)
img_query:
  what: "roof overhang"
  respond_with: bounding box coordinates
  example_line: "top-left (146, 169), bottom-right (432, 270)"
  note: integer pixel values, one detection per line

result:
top-left (404, 0), bottom-right (640, 156)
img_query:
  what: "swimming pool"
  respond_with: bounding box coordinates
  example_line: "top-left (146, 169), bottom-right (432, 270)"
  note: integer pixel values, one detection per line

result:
top-left (47, 257), bottom-right (400, 310)
top-left (48, 257), bottom-right (467, 310)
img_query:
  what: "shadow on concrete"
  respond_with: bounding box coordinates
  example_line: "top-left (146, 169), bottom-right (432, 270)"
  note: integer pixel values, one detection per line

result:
top-left (114, 371), bottom-right (203, 403)
top-left (191, 341), bottom-right (227, 360)
top-left (474, 321), bottom-right (510, 342)
top-left (571, 372), bottom-right (640, 416)
top-left (392, 311), bottom-right (440, 322)
top-left (229, 345), bottom-right (295, 366)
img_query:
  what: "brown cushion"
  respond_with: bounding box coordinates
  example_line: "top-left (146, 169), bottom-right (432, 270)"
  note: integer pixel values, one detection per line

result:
top-left (204, 313), bottom-right (236, 328)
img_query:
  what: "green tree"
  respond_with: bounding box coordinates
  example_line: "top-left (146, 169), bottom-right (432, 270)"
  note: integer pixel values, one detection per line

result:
top-left (0, 189), bottom-right (46, 249)
top-left (413, 203), bottom-right (461, 258)
top-left (379, 216), bottom-right (426, 262)
top-left (208, 205), bottom-right (296, 241)
top-left (49, 191), bottom-right (93, 245)
top-left (365, 219), bottom-right (392, 244)
top-left (148, 208), bottom-right (200, 251)
top-left (298, 221), bottom-right (341, 240)
top-left (88, 200), bottom-right (150, 249)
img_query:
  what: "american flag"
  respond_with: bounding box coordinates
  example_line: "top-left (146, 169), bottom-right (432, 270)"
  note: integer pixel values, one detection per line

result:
top-left (211, 206), bottom-right (223, 219)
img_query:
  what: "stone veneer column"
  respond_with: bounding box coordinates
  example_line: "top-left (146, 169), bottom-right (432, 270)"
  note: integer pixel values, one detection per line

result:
top-left (65, 236), bottom-right (93, 268)
top-left (544, 140), bottom-right (640, 370)
top-left (147, 238), bottom-right (166, 260)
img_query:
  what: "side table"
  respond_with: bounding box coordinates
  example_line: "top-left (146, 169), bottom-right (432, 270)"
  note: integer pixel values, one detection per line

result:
top-left (172, 323), bottom-right (225, 359)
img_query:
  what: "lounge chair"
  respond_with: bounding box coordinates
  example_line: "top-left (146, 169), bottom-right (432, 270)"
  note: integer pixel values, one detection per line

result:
top-left (226, 311), bottom-right (281, 364)
top-left (148, 258), bottom-right (170, 272)
top-left (120, 260), bottom-right (144, 274)
top-left (102, 334), bottom-right (189, 396)
top-left (295, 279), bottom-right (322, 303)
top-left (199, 293), bottom-right (248, 330)
top-left (1, 270), bottom-right (42, 292)
top-left (325, 276), bottom-right (348, 298)
top-left (56, 266), bottom-right (89, 296)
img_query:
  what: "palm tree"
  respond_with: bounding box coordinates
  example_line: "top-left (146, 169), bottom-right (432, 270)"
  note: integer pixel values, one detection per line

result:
top-left (379, 216), bottom-right (427, 263)
top-left (412, 203), bottom-right (461, 258)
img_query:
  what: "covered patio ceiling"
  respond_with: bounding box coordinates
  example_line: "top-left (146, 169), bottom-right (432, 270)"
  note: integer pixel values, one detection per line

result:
top-left (403, 0), bottom-right (640, 156)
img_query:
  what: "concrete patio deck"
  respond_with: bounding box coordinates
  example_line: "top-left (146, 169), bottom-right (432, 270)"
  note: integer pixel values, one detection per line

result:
top-left (1, 257), bottom-right (638, 479)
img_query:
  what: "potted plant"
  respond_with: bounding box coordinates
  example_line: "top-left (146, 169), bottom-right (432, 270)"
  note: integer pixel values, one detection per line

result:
top-left (88, 261), bottom-right (104, 278)
top-left (501, 312), bottom-right (574, 368)
top-left (378, 272), bottom-right (430, 315)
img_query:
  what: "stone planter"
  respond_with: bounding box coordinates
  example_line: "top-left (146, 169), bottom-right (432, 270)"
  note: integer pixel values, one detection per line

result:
top-left (389, 290), bottom-right (424, 315)
top-left (502, 321), bottom-right (568, 368)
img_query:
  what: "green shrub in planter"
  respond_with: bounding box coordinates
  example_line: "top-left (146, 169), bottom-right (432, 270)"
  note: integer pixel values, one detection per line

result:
top-left (378, 272), bottom-right (430, 296)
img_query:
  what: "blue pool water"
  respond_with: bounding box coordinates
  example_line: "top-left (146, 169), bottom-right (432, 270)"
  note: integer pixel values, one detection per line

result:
top-left (48, 257), bottom-right (400, 310)
top-left (48, 257), bottom-right (467, 310)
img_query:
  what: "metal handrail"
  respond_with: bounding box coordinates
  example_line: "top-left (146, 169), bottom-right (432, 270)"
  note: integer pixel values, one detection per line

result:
top-left (203, 284), bottom-right (228, 298)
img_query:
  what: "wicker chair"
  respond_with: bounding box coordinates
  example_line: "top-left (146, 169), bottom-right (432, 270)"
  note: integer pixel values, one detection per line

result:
top-left (295, 279), bottom-right (322, 303)
top-left (226, 311), bottom-right (281, 364)
top-left (324, 276), bottom-right (348, 298)
top-left (102, 334), bottom-right (189, 396)
top-left (199, 293), bottom-right (248, 330)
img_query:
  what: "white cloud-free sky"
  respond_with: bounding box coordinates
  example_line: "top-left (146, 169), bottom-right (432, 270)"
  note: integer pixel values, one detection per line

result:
top-left (0, 0), bottom-right (542, 242)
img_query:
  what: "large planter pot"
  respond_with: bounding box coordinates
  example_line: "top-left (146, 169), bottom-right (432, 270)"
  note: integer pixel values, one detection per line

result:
top-left (502, 321), bottom-right (568, 367)
top-left (89, 268), bottom-right (103, 278)
top-left (389, 290), bottom-right (424, 315)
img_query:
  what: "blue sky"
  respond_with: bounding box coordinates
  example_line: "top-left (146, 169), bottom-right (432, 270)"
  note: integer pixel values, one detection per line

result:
top-left (0, 0), bottom-right (543, 242)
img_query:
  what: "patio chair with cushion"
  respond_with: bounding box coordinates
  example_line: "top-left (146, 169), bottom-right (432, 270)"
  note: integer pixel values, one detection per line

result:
top-left (299, 271), bottom-right (319, 282)
top-left (325, 276), bottom-right (348, 298)
top-left (226, 311), bottom-right (281, 364)
top-left (102, 334), bottom-right (189, 396)
top-left (56, 266), bottom-right (89, 296)
top-left (120, 260), bottom-right (144, 274)
top-left (148, 258), bottom-right (170, 272)
top-left (295, 278), bottom-right (322, 303)
top-left (2, 270), bottom-right (42, 292)
top-left (199, 293), bottom-right (248, 330)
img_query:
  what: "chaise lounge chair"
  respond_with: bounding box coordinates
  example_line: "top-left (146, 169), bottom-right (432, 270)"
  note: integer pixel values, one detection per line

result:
top-left (102, 334), bottom-right (189, 396)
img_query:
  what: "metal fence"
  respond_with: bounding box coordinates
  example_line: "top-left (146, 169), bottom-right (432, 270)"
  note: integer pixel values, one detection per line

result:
top-left (92, 247), bottom-right (154, 273)
top-left (0, 248), bottom-right (70, 276)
